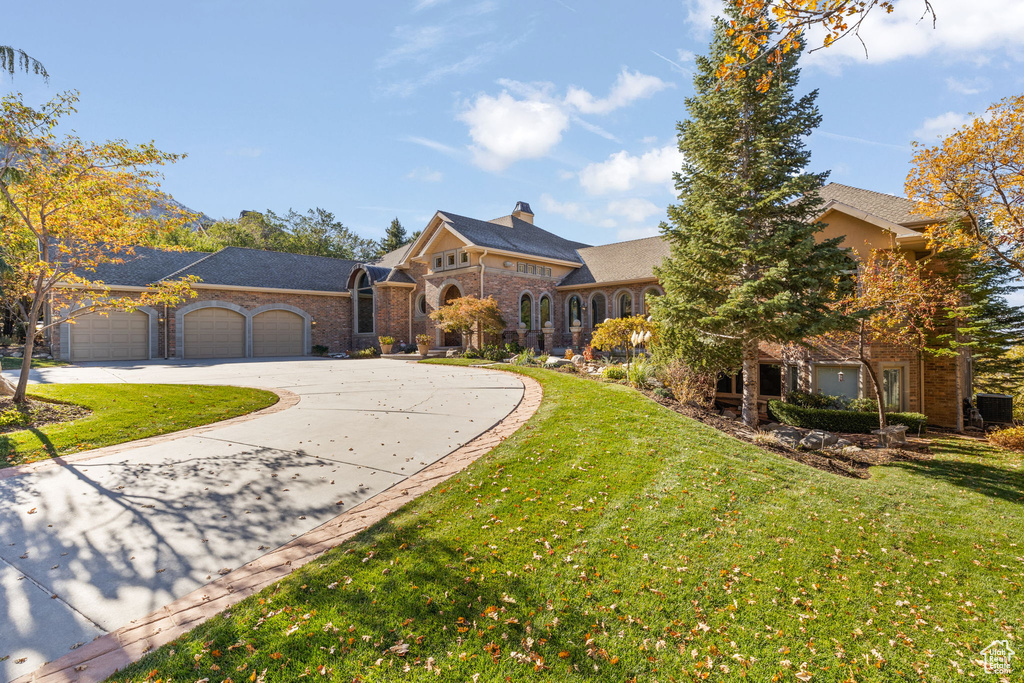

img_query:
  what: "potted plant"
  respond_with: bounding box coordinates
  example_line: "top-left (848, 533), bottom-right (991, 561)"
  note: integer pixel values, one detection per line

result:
top-left (378, 335), bottom-right (395, 355)
top-left (416, 333), bottom-right (431, 356)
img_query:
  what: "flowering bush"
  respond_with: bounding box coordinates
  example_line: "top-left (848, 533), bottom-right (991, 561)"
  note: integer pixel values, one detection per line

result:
top-left (378, 336), bottom-right (395, 345)
top-left (990, 426), bottom-right (1024, 452)
top-left (415, 334), bottom-right (431, 345)
top-left (582, 346), bottom-right (596, 361)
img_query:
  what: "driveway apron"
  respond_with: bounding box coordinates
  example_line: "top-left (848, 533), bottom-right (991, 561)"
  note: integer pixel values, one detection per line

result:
top-left (0, 358), bottom-right (524, 681)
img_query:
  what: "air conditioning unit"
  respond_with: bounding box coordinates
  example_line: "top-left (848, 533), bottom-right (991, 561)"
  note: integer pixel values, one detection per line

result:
top-left (976, 393), bottom-right (1014, 424)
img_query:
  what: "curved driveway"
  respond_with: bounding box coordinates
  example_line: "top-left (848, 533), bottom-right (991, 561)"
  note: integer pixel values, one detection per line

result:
top-left (0, 358), bottom-right (524, 681)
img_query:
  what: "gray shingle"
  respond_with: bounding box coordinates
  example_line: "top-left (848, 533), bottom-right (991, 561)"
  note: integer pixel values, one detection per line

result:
top-left (816, 183), bottom-right (925, 225)
top-left (438, 211), bottom-right (590, 263)
top-left (166, 247), bottom-right (358, 293)
top-left (85, 246), bottom-right (211, 287)
top-left (558, 236), bottom-right (670, 287)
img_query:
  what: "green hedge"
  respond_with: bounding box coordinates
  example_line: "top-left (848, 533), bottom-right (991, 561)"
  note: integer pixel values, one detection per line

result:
top-left (767, 400), bottom-right (927, 434)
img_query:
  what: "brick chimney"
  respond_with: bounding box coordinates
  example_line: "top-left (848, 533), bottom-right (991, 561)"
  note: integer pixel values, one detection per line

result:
top-left (512, 201), bottom-right (534, 224)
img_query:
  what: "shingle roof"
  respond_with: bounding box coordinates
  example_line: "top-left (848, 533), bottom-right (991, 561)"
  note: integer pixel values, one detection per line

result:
top-left (816, 183), bottom-right (926, 225)
top-left (558, 235), bottom-right (670, 287)
top-left (84, 246), bottom-right (212, 287)
top-left (438, 211), bottom-right (590, 263)
top-left (372, 242), bottom-right (415, 269)
top-left (165, 247), bottom-right (358, 293)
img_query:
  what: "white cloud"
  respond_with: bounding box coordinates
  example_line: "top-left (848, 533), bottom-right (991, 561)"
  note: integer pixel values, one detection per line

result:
top-left (413, 0), bottom-right (450, 10)
top-left (685, 0), bottom-right (722, 32)
top-left (564, 68), bottom-right (671, 115)
top-left (404, 135), bottom-right (461, 156)
top-left (578, 145), bottom-right (683, 195)
top-left (803, 0), bottom-right (1024, 68)
top-left (377, 25), bottom-right (447, 68)
top-left (459, 92), bottom-right (570, 171)
top-left (406, 166), bottom-right (443, 182)
top-left (946, 76), bottom-right (990, 95)
top-left (913, 111), bottom-right (975, 141)
top-left (540, 194), bottom-right (666, 236)
top-left (540, 194), bottom-right (616, 229)
top-left (607, 198), bottom-right (663, 223)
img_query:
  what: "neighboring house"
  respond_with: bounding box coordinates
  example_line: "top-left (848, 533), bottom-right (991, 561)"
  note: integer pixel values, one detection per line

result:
top-left (48, 185), bottom-right (967, 428)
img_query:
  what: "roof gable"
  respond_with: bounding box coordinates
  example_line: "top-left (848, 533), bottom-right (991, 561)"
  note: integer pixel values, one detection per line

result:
top-left (435, 211), bottom-right (590, 263)
top-left (816, 183), bottom-right (930, 226)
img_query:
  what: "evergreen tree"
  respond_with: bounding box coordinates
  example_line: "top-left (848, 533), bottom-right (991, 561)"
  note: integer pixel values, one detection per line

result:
top-left (653, 8), bottom-right (853, 428)
top-left (378, 217), bottom-right (412, 256)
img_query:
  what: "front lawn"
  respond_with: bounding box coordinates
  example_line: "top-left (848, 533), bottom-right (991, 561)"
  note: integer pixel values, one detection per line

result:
top-left (109, 364), bottom-right (1022, 682)
top-left (1, 384), bottom-right (279, 467)
top-left (1, 357), bottom-right (68, 370)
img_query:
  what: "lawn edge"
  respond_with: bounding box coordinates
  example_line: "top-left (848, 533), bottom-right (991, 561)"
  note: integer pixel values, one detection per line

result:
top-left (15, 369), bottom-right (542, 683)
top-left (0, 386), bottom-right (295, 482)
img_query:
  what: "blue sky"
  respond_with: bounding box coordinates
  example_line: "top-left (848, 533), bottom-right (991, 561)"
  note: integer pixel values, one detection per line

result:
top-left (5, 0), bottom-right (1024, 248)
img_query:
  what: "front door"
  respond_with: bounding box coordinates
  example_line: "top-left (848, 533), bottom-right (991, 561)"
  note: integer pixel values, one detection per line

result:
top-left (442, 284), bottom-right (461, 347)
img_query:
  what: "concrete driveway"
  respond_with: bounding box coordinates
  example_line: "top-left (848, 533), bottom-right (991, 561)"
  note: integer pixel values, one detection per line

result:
top-left (0, 358), bottom-right (524, 681)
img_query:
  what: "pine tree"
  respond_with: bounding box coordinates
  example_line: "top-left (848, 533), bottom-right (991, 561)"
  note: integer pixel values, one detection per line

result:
top-left (379, 217), bottom-right (411, 256)
top-left (653, 8), bottom-right (853, 428)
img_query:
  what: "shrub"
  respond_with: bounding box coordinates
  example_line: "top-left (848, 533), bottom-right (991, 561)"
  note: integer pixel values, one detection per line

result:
top-left (582, 346), bottom-right (596, 361)
top-left (848, 397), bottom-right (879, 413)
top-left (352, 347), bottom-right (380, 359)
top-left (311, 344), bottom-right (329, 356)
top-left (0, 335), bottom-right (15, 347)
top-left (989, 425), bottom-right (1024, 452)
top-left (557, 364), bottom-right (577, 374)
top-left (786, 390), bottom-right (847, 410)
top-left (661, 359), bottom-right (715, 407)
top-left (603, 365), bottom-right (626, 381)
top-left (653, 387), bottom-right (673, 400)
top-left (564, 349), bottom-right (574, 359)
top-left (768, 400), bottom-right (927, 434)
top-left (626, 357), bottom-right (656, 389)
top-left (510, 349), bottom-right (538, 366)
top-left (0, 408), bottom-right (32, 431)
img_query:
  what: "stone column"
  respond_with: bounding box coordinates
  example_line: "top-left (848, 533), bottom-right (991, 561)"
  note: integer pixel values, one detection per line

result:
top-left (570, 321), bottom-right (582, 350)
top-left (542, 321), bottom-right (554, 354)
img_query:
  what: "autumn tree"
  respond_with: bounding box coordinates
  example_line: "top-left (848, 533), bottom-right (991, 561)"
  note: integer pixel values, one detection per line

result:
top-left (813, 250), bottom-right (960, 429)
top-left (722, 0), bottom-right (935, 90)
top-left (654, 10), bottom-right (853, 428)
top-left (429, 296), bottom-right (506, 350)
top-left (0, 91), bottom-right (197, 402)
top-left (906, 94), bottom-right (1024, 278)
top-left (590, 316), bottom-right (660, 362)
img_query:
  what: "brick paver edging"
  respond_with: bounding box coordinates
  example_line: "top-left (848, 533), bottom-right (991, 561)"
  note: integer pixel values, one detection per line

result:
top-left (15, 369), bottom-right (542, 683)
top-left (0, 387), bottom-right (300, 482)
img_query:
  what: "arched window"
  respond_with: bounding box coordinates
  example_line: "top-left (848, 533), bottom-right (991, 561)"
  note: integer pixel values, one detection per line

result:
top-left (590, 293), bottom-right (606, 328)
top-left (520, 293), bottom-right (533, 330)
top-left (539, 295), bottom-right (551, 328)
top-left (415, 293), bottom-right (427, 317)
top-left (618, 292), bottom-right (632, 318)
top-left (567, 295), bottom-right (582, 327)
top-left (642, 287), bottom-right (662, 316)
top-left (356, 272), bottom-right (374, 334)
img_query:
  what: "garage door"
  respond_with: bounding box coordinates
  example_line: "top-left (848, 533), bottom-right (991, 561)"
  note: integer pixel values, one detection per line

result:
top-left (70, 310), bottom-right (149, 362)
top-left (252, 309), bottom-right (304, 357)
top-left (183, 307), bottom-right (245, 359)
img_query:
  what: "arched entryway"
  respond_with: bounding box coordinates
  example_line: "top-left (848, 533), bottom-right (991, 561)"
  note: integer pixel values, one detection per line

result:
top-left (441, 284), bottom-right (462, 347)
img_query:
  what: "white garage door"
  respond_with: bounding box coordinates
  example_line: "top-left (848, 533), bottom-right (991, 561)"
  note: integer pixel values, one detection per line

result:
top-left (183, 307), bottom-right (245, 359)
top-left (70, 310), bottom-right (149, 362)
top-left (252, 309), bottom-right (304, 357)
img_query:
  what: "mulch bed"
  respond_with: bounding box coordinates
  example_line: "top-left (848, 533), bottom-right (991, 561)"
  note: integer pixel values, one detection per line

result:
top-left (0, 396), bottom-right (90, 435)
top-left (643, 390), bottom-right (933, 480)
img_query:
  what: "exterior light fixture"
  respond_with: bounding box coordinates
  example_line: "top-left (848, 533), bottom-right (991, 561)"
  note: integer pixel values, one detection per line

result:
top-left (311, 320), bottom-right (318, 328)
top-left (837, 370), bottom-right (844, 382)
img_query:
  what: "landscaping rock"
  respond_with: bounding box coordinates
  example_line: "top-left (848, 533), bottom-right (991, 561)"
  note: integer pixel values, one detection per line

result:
top-left (571, 355), bottom-right (585, 367)
top-left (721, 409), bottom-right (739, 419)
top-left (799, 430), bottom-right (839, 450)
top-left (544, 357), bottom-right (572, 367)
top-left (773, 427), bottom-right (804, 448)
top-left (445, 349), bottom-right (460, 358)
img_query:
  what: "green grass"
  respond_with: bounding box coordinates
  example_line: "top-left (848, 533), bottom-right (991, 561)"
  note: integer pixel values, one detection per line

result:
top-left (421, 358), bottom-right (498, 366)
top-left (1, 357), bottom-right (68, 370)
top-left (108, 364), bottom-right (1022, 682)
top-left (1, 384), bottom-right (278, 467)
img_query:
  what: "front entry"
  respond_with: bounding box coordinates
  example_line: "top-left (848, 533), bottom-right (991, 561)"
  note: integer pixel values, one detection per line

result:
top-left (442, 284), bottom-right (462, 347)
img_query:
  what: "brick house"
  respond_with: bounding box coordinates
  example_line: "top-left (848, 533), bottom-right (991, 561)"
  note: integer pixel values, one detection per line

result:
top-left (49, 184), bottom-right (967, 427)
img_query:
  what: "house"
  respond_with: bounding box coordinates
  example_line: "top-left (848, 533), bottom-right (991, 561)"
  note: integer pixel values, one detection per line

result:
top-left (49, 184), bottom-right (967, 427)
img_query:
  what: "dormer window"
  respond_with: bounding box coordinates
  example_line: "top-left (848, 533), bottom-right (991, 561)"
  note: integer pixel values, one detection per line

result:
top-left (434, 255), bottom-right (443, 270)
top-left (461, 251), bottom-right (469, 264)
top-left (447, 252), bottom-right (457, 267)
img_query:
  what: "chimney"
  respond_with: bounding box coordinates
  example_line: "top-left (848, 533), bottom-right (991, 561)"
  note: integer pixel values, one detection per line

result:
top-left (512, 201), bottom-right (534, 224)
